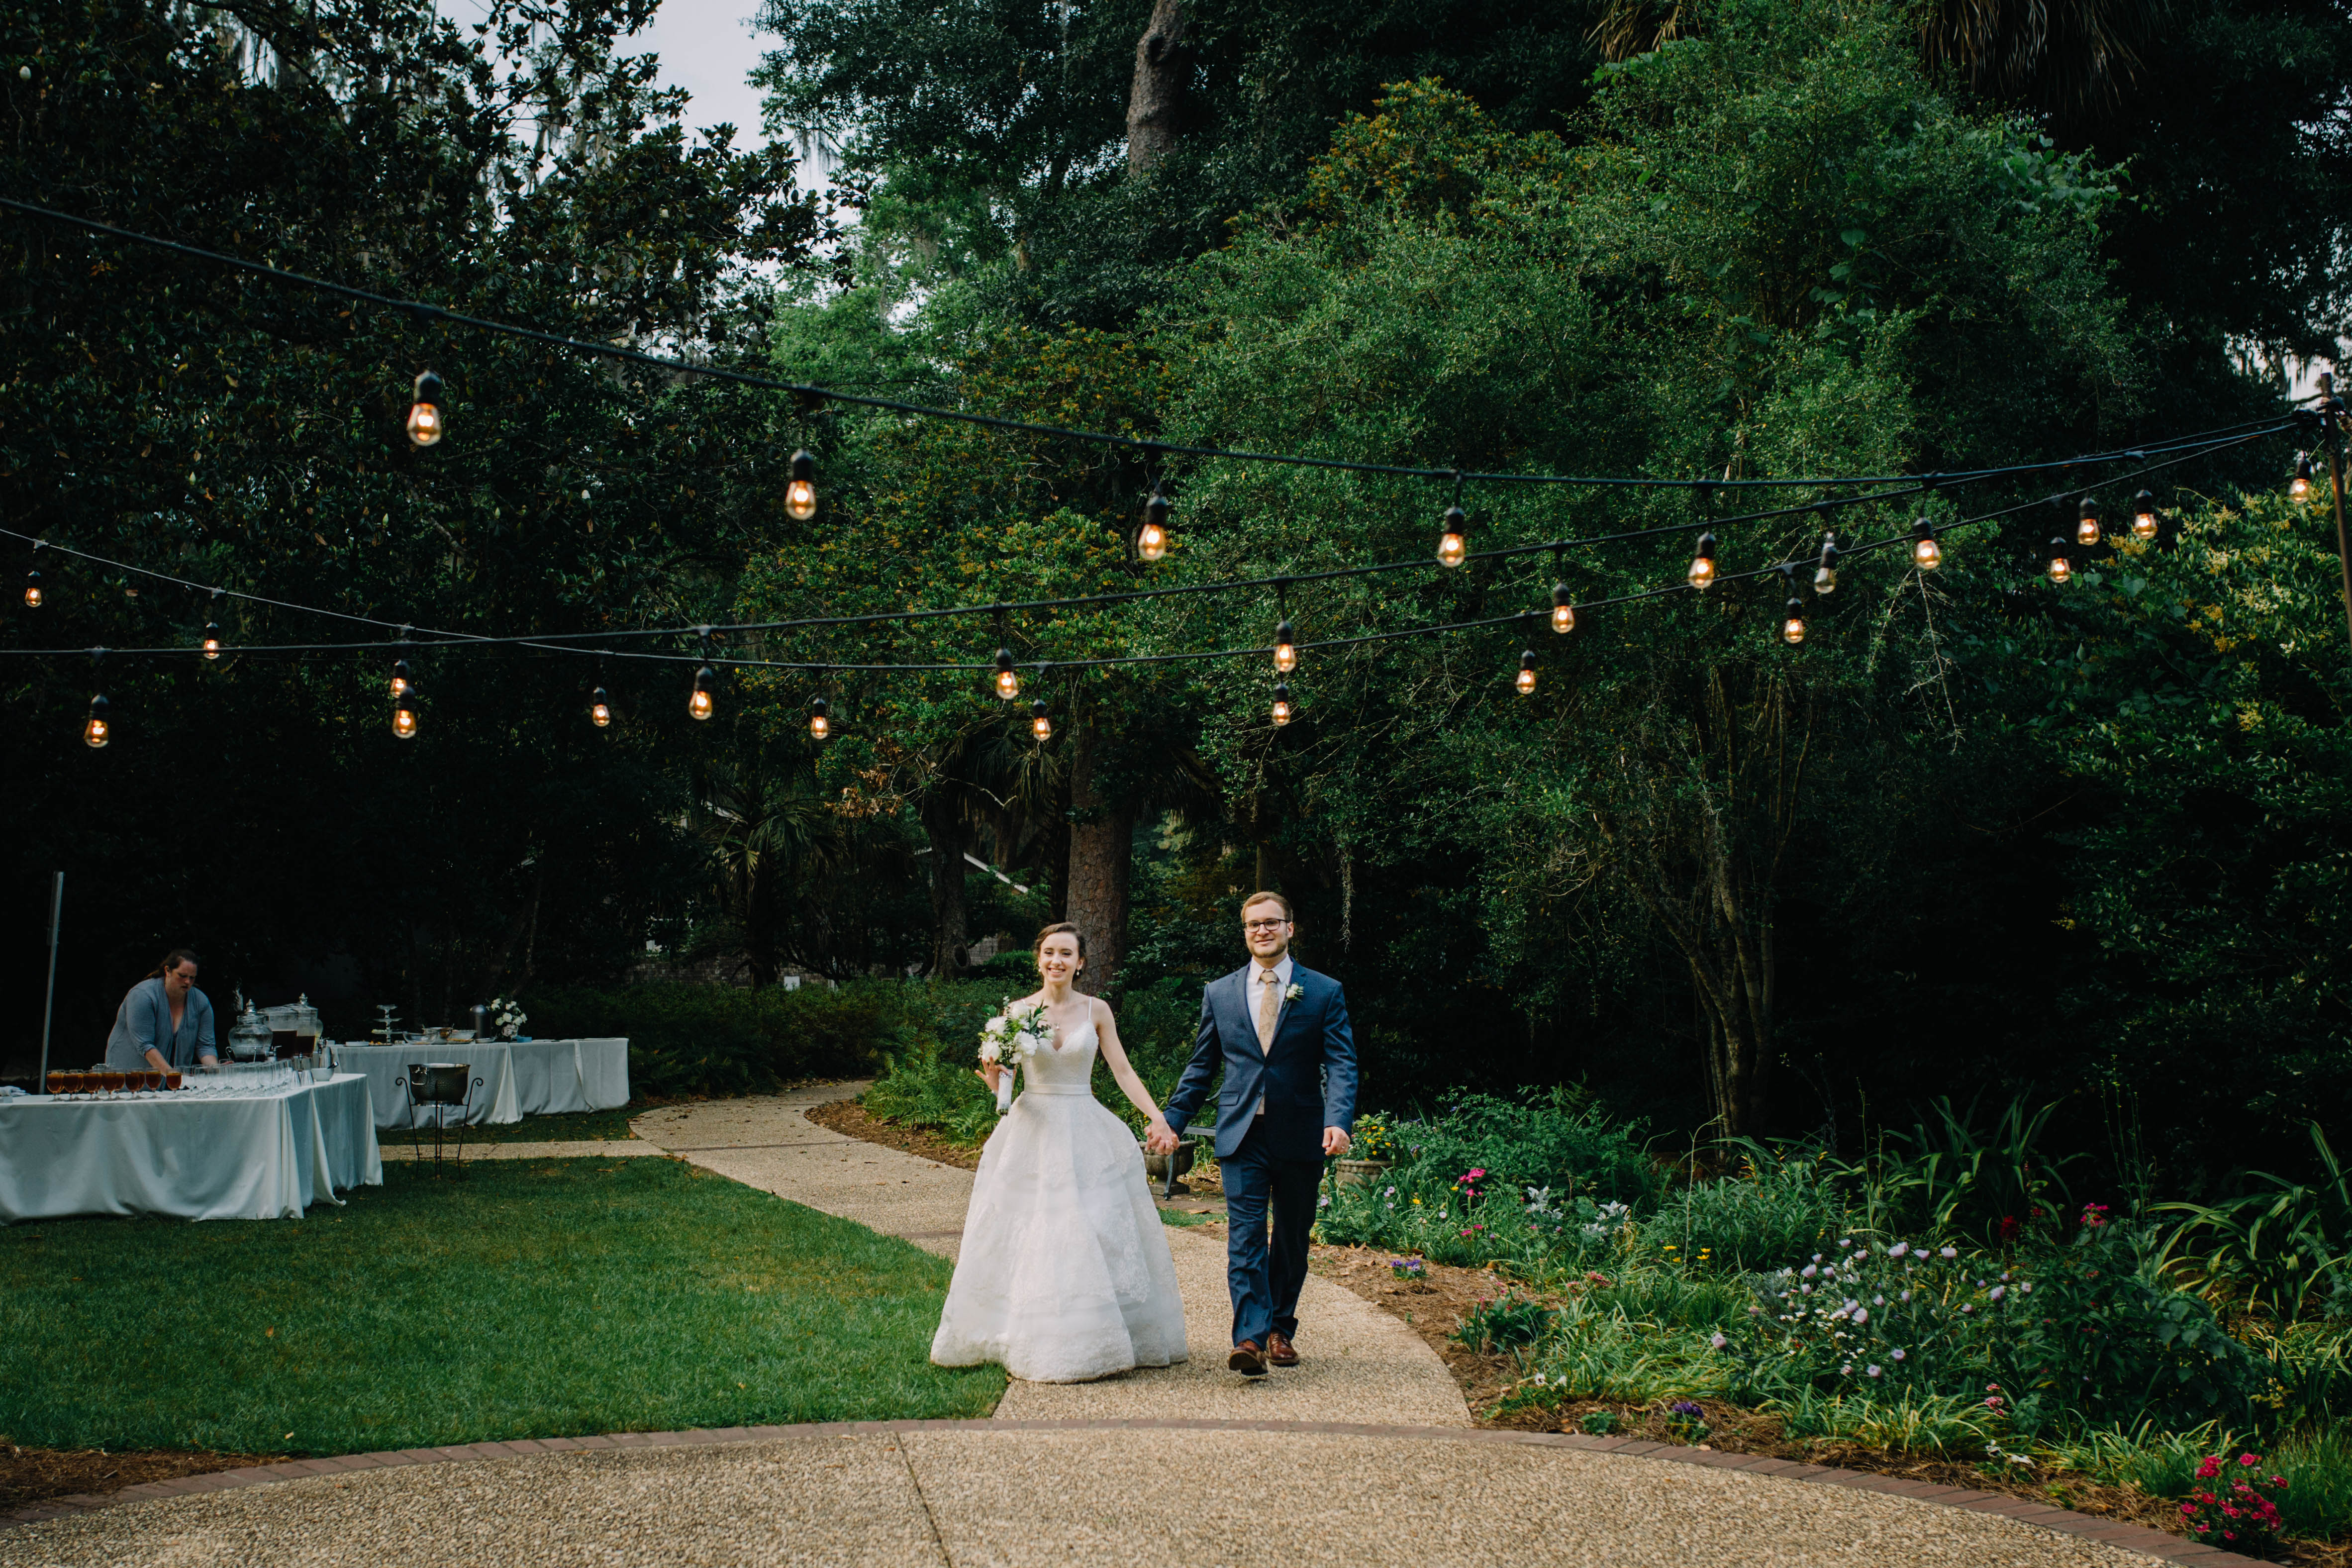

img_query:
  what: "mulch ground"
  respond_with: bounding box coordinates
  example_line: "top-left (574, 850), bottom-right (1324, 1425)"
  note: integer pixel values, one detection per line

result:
top-left (0, 1443), bottom-right (284, 1512)
top-left (805, 1097), bottom-right (983, 1170)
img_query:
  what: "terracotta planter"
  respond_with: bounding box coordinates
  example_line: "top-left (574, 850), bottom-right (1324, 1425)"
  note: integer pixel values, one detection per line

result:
top-left (1334, 1158), bottom-right (1393, 1189)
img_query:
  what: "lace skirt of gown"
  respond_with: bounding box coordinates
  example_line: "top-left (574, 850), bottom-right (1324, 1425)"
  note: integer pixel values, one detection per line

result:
top-left (929, 1068), bottom-right (1189, 1383)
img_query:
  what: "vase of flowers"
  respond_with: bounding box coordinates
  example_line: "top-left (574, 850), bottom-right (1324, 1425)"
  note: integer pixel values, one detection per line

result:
top-left (486, 996), bottom-right (527, 1041)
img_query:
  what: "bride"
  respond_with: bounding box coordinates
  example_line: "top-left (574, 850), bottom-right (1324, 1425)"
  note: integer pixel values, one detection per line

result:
top-left (929, 922), bottom-right (1189, 1382)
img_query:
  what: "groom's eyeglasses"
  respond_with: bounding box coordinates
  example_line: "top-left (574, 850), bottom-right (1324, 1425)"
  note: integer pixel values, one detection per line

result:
top-left (1241, 918), bottom-right (1289, 932)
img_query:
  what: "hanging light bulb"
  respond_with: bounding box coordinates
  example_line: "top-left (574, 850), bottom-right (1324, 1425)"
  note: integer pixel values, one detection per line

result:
top-left (406, 370), bottom-right (444, 448)
top-left (392, 686), bottom-right (419, 739)
top-left (1687, 532), bottom-right (1717, 589)
top-left (1271, 682), bottom-right (1293, 726)
top-left (2047, 537), bottom-right (2073, 585)
top-left (785, 449), bottom-right (818, 520)
top-left (2132, 489), bottom-right (2158, 541)
top-left (590, 687), bottom-right (612, 727)
top-left (389, 658), bottom-right (412, 699)
top-left (1436, 505), bottom-right (1469, 568)
top-left (1782, 597), bottom-right (1807, 645)
top-left (810, 695), bottom-right (831, 741)
top-left (1274, 619), bottom-right (1297, 674)
top-left (2075, 497), bottom-right (2104, 547)
top-left (1813, 534), bottom-right (1839, 594)
top-left (2290, 451), bottom-right (2316, 502)
top-left (993, 648), bottom-right (1020, 701)
top-left (1911, 519), bottom-right (1943, 570)
top-left (1550, 582), bottom-right (1576, 634)
top-left (201, 620), bottom-right (222, 660)
top-left (1514, 649), bottom-right (1538, 695)
top-left (1029, 698), bottom-right (1051, 741)
top-left (689, 665), bottom-right (716, 721)
top-left (83, 692), bottom-right (110, 749)
top-left (1138, 484), bottom-right (1171, 563)
top-left (23, 569), bottom-right (44, 609)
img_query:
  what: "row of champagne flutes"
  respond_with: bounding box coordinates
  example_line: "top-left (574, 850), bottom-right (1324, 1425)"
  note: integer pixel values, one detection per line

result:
top-left (43, 1059), bottom-right (308, 1099)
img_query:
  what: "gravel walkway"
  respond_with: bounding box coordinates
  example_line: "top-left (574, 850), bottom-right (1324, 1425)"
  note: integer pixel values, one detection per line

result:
top-left (0, 1422), bottom-right (2233, 1568)
top-left (632, 1084), bottom-right (1470, 1425)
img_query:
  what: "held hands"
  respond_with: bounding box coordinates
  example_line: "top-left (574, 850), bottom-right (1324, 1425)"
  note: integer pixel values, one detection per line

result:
top-left (1143, 1118), bottom-right (1178, 1155)
top-left (1323, 1126), bottom-right (1352, 1158)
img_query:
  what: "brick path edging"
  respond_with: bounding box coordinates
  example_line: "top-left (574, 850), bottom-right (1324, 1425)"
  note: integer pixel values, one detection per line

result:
top-left (0, 1417), bottom-right (2266, 1565)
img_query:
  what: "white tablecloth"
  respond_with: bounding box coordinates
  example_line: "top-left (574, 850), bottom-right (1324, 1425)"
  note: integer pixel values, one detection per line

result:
top-left (0, 1074), bottom-right (384, 1223)
top-left (506, 1038), bottom-right (630, 1115)
top-left (339, 1045), bottom-right (521, 1128)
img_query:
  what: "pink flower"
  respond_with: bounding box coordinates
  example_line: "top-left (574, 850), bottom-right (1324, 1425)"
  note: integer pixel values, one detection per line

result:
top-left (2196, 1458), bottom-right (2222, 1480)
top-left (2239, 1454), bottom-right (2260, 1467)
top-left (2180, 1504), bottom-right (2195, 1517)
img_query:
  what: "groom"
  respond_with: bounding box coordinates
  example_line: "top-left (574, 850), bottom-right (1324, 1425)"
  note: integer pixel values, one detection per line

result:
top-left (1151, 891), bottom-right (1357, 1377)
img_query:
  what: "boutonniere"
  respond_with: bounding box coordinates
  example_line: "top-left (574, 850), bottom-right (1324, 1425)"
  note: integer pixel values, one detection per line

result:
top-left (1284, 982), bottom-right (1304, 1003)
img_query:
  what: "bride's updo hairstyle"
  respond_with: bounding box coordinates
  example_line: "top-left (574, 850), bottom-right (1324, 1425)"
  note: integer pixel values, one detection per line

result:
top-left (1032, 922), bottom-right (1085, 976)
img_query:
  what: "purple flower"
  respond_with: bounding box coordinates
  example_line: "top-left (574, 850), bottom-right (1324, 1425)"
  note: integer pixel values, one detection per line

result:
top-left (1671, 1401), bottom-right (1704, 1418)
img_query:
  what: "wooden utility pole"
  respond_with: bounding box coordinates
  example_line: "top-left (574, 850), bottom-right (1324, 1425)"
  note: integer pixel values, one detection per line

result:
top-left (2322, 371), bottom-right (2352, 648)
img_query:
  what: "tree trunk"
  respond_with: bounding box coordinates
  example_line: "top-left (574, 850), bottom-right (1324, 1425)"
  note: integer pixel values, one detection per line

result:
top-left (1045, 773), bottom-right (1072, 923)
top-left (1065, 717), bottom-right (1133, 997)
top-left (1125, 0), bottom-right (1189, 175)
top-left (921, 790), bottom-right (970, 979)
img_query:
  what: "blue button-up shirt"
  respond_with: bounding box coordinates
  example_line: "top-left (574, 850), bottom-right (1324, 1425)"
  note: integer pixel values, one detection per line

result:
top-left (104, 978), bottom-right (216, 1070)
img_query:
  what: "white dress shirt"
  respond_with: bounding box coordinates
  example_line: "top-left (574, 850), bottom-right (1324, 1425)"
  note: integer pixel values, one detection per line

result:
top-left (1250, 953), bottom-right (1294, 1115)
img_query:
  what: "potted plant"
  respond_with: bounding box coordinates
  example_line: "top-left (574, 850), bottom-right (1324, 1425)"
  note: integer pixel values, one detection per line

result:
top-left (1334, 1113), bottom-right (1397, 1187)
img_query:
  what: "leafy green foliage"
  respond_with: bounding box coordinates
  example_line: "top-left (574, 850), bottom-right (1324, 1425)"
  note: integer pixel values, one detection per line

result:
top-left (526, 979), bottom-right (947, 1096)
top-left (1454, 1289), bottom-right (1554, 1354)
top-left (2159, 1124), bottom-right (2352, 1323)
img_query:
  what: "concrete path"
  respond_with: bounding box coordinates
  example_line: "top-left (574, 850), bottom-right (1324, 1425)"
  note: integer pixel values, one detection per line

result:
top-left (0, 1421), bottom-right (2234, 1568)
top-left (631, 1084), bottom-right (1470, 1426)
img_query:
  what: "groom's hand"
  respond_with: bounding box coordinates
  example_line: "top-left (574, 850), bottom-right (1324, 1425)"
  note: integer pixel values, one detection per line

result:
top-left (1144, 1121), bottom-right (1178, 1155)
top-left (1323, 1126), bottom-right (1351, 1158)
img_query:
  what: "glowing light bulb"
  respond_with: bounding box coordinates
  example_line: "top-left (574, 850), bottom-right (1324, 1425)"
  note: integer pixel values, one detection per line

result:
top-left (810, 696), bottom-right (831, 741)
top-left (2047, 538), bottom-right (2073, 585)
top-left (1782, 598), bottom-right (1807, 645)
top-left (1030, 699), bottom-right (1051, 741)
top-left (23, 570), bottom-right (42, 608)
top-left (2133, 489), bottom-right (2157, 541)
top-left (2075, 498), bottom-right (2103, 548)
top-left (1437, 506), bottom-right (1468, 568)
top-left (392, 691), bottom-right (418, 739)
top-left (83, 694), bottom-right (109, 749)
top-left (1271, 683), bottom-right (1293, 726)
top-left (785, 449), bottom-right (818, 521)
top-left (1911, 519), bottom-right (1942, 570)
top-left (201, 622), bottom-right (222, 660)
top-left (1515, 650), bottom-right (1537, 695)
top-left (389, 658), bottom-right (412, 699)
top-left (406, 370), bottom-right (444, 448)
top-left (1551, 583), bottom-right (1575, 634)
top-left (1687, 532), bottom-right (1717, 589)
top-left (1139, 488), bottom-right (1171, 562)
top-left (993, 648), bottom-right (1020, 701)
top-left (1274, 619), bottom-right (1297, 674)
top-left (689, 666), bottom-right (716, 720)
top-left (590, 687), bottom-right (612, 728)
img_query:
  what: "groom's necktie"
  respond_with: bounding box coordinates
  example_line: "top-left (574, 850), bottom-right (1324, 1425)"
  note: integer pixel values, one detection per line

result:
top-left (1255, 970), bottom-right (1279, 1053)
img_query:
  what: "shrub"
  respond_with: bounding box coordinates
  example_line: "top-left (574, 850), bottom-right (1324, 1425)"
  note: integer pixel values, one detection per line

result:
top-left (1389, 1090), bottom-right (1660, 1206)
top-left (1455, 1291), bottom-right (1554, 1354)
top-left (1648, 1143), bottom-right (1847, 1274)
top-left (523, 980), bottom-right (919, 1096)
top-left (1993, 1209), bottom-right (2263, 1437)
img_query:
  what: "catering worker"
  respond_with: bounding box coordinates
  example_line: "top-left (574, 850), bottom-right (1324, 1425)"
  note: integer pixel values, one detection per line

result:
top-left (104, 949), bottom-right (218, 1072)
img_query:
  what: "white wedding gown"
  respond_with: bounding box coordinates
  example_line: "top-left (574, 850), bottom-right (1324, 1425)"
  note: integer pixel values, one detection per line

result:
top-left (929, 1022), bottom-right (1189, 1382)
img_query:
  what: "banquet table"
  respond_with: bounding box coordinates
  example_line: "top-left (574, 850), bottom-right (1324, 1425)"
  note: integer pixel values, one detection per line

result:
top-left (340, 1038), bottom-right (629, 1129)
top-left (0, 1073), bottom-right (383, 1223)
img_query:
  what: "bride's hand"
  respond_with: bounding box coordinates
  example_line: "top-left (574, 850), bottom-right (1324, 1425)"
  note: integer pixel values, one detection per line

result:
top-left (1143, 1118), bottom-right (1177, 1155)
top-left (977, 1063), bottom-right (1003, 1091)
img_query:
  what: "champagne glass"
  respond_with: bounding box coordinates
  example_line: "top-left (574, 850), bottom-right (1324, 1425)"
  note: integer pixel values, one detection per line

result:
top-left (44, 1070), bottom-right (65, 1098)
top-left (98, 1069), bottom-right (125, 1099)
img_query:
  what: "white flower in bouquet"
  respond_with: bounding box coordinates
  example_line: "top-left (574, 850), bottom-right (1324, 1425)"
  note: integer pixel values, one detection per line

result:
top-left (978, 998), bottom-right (1056, 1110)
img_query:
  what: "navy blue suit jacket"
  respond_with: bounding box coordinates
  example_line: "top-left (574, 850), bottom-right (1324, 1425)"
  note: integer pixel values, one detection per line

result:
top-left (1163, 962), bottom-right (1359, 1161)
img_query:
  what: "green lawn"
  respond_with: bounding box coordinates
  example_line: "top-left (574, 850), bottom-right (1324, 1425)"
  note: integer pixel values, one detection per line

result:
top-left (0, 1159), bottom-right (1003, 1454)
top-left (451, 1102), bottom-right (647, 1143)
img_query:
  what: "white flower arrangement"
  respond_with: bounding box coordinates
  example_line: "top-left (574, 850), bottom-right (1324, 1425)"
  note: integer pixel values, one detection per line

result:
top-left (1284, 982), bottom-right (1304, 1003)
top-left (486, 996), bottom-right (526, 1040)
top-left (978, 998), bottom-right (1055, 1111)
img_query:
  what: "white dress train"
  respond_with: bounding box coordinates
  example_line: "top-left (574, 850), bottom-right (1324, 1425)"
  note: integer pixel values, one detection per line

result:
top-left (929, 1022), bottom-right (1189, 1382)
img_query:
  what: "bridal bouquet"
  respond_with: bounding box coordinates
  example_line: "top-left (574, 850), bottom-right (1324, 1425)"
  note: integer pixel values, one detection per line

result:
top-left (978, 999), bottom-right (1055, 1112)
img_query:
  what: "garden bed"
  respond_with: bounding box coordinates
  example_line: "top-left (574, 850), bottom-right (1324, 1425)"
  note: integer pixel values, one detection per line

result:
top-left (0, 1443), bottom-right (284, 1513)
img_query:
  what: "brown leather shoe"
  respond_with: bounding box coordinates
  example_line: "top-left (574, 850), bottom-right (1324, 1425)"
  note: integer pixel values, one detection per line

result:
top-left (1228, 1340), bottom-right (1268, 1377)
top-left (1266, 1331), bottom-right (1299, 1367)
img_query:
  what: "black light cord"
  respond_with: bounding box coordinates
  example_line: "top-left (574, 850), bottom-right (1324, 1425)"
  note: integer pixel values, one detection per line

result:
top-left (2, 426), bottom-right (2280, 676)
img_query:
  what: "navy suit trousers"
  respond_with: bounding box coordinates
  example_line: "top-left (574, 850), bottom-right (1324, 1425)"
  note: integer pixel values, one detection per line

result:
top-left (1221, 1114), bottom-right (1321, 1347)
